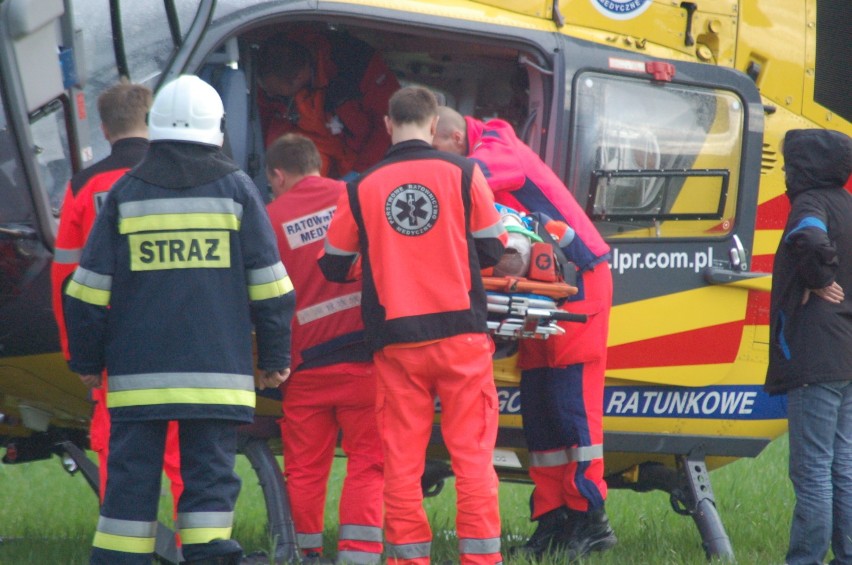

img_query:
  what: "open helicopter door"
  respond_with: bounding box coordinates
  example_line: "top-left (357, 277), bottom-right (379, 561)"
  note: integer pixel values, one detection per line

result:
top-left (0, 0), bottom-right (92, 447)
top-left (553, 33), bottom-right (775, 559)
top-left (0, 1), bottom-right (225, 563)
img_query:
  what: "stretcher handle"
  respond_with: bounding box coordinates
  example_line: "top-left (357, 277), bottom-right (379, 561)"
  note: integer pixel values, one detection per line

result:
top-left (549, 311), bottom-right (587, 323)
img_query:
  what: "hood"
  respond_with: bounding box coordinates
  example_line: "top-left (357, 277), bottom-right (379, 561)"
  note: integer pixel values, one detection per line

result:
top-left (783, 128), bottom-right (852, 199)
top-left (129, 142), bottom-right (239, 189)
top-left (465, 115), bottom-right (517, 153)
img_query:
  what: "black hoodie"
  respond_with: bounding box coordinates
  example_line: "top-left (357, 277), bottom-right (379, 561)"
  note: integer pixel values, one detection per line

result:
top-left (765, 129), bottom-right (852, 394)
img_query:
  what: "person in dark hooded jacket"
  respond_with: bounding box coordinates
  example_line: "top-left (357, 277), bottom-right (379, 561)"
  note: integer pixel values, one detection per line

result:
top-left (766, 128), bottom-right (852, 565)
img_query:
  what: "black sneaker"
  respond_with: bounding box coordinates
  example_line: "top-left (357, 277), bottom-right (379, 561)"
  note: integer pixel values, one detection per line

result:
top-left (509, 506), bottom-right (572, 559)
top-left (559, 507), bottom-right (617, 561)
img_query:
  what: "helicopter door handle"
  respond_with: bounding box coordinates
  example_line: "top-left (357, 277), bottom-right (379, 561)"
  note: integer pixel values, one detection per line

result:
top-left (0, 224), bottom-right (39, 239)
top-left (729, 234), bottom-right (747, 271)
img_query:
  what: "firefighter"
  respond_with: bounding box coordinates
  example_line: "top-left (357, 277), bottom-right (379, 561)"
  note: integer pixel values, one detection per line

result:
top-left (256, 26), bottom-right (399, 178)
top-left (434, 106), bottom-right (617, 561)
top-left (319, 86), bottom-right (507, 565)
top-left (50, 81), bottom-right (184, 516)
top-left (264, 133), bottom-right (384, 564)
top-left (64, 75), bottom-right (295, 565)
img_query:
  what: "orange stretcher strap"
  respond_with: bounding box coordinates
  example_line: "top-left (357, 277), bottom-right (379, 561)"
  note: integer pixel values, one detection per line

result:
top-left (482, 276), bottom-right (578, 299)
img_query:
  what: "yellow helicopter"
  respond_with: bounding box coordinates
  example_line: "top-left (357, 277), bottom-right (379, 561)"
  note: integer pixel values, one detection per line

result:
top-left (0, 0), bottom-right (849, 562)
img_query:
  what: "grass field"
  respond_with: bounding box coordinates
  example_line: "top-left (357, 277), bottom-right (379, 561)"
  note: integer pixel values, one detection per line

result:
top-left (0, 435), bottom-right (795, 564)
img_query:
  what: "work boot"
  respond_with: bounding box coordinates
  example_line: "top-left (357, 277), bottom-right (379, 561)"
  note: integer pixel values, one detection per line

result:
top-left (559, 507), bottom-right (617, 561)
top-left (510, 506), bottom-right (571, 559)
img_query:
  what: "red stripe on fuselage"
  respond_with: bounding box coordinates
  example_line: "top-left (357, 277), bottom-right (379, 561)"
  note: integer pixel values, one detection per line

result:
top-left (607, 320), bottom-right (744, 369)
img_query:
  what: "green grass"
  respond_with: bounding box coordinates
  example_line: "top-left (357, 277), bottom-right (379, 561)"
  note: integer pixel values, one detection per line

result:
top-left (0, 436), bottom-right (794, 564)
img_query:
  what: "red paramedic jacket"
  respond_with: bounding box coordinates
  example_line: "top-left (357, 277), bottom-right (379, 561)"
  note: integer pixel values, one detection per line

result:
top-left (464, 116), bottom-right (610, 270)
top-left (318, 139), bottom-right (507, 351)
top-left (266, 175), bottom-right (370, 371)
top-left (51, 137), bottom-right (149, 358)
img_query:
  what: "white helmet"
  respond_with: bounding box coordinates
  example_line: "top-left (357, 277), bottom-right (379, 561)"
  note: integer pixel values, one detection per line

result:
top-left (148, 75), bottom-right (225, 146)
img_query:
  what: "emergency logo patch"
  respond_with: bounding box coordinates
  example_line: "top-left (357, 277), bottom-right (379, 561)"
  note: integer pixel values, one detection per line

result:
top-left (589, 0), bottom-right (651, 20)
top-left (385, 184), bottom-right (439, 236)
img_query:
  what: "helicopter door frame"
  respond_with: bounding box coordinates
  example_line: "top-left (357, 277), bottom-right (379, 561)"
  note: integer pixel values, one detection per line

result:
top-left (0, 0), bottom-right (89, 247)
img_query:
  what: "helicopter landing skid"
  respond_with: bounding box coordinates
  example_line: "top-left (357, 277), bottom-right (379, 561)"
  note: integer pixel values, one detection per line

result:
top-left (610, 449), bottom-right (735, 561)
top-left (671, 450), bottom-right (735, 562)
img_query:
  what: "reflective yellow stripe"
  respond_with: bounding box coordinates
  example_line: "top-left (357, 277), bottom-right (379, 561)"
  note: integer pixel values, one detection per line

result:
top-left (128, 231), bottom-right (231, 271)
top-left (92, 531), bottom-right (156, 554)
top-left (248, 275), bottom-right (294, 301)
top-left (108, 388), bottom-right (255, 408)
top-left (179, 526), bottom-right (233, 545)
top-left (119, 213), bottom-right (240, 234)
top-left (65, 279), bottom-right (111, 306)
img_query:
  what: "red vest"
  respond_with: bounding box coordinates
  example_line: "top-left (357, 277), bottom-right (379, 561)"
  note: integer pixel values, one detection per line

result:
top-left (267, 175), bottom-right (368, 370)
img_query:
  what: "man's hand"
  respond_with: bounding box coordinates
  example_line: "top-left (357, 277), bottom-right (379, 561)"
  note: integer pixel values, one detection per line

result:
top-left (255, 368), bottom-right (291, 391)
top-left (79, 374), bottom-right (102, 389)
top-left (802, 281), bottom-right (845, 305)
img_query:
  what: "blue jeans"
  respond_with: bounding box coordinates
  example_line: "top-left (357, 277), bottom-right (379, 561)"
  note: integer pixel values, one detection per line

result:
top-left (786, 380), bottom-right (852, 565)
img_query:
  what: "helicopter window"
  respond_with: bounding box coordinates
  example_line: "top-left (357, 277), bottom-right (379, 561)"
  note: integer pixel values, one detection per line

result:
top-left (570, 72), bottom-right (744, 239)
top-left (0, 94), bottom-right (34, 225)
top-left (29, 99), bottom-right (72, 218)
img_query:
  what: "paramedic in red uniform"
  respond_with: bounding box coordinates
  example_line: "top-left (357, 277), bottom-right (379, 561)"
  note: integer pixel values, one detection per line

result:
top-left (434, 106), bottom-right (617, 561)
top-left (50, 81), bottom-right (183, 508)
top-left (264, 133), bottom-right (384, 563)
top-left (256, 27), bottom-right (399, 178)
top-left (319, 86), bottom-right (508, 565)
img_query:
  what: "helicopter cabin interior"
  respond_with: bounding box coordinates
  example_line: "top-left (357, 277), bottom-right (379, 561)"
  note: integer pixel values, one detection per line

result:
top-left (196, 20), bottom-right (547, 197)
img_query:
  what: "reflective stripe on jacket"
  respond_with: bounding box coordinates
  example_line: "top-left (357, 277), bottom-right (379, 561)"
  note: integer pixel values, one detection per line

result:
top-left (65, 158), bottom-right (294, 422)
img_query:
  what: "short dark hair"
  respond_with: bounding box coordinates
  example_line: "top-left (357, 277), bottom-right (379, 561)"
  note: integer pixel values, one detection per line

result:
top-left (257, 33), bottom-right (312, 81)
top-left (388, 86), bottom-right (437, 126)
top-left (266, 133), bottom-right (322, 175)
top-left (97, 81), bottom-right (151, 137)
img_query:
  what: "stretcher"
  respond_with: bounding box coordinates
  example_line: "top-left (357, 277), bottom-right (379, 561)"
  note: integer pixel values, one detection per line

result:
top-left (482, 275), bottom-right (587, 340)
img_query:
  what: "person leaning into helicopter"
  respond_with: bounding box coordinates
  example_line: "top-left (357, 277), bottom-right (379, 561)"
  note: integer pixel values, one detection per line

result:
top-left (263, 133), bottom-right (384, 564)
top-left (255, 25), bottom-right (400, 179)
top-left (319, 86), bottom-right (508, 565)
top-left (64, 75), bottom-right (295, 565)
top-left (765, 128), bottom-right (852, 565)
top-left (433, 105), bottom-right (617, 561)
top-left (50, 80), bottom-right (185, 513)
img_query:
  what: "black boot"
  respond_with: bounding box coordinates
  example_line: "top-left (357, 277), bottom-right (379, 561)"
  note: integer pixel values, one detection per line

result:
top-left (510, 506), bottom-right (571, 559)
top-left (559, 507), bottom-right (617, 561)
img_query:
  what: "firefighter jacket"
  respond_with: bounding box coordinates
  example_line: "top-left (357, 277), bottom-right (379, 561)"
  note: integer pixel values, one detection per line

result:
top-left (51, 137), bottom-right (149, 358)
top-left (266, 175), bottom-right (371, 371)
top-left (257, 29), bottom-right (399, 177)
top-left (463, 116), bottom-right (610, 271)
top-left (318, 139), bottom-right (507, 351)
top-left (64, 142), bottom-right (295, 423)
top-left (765, 129), bottom-right (852, 394)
